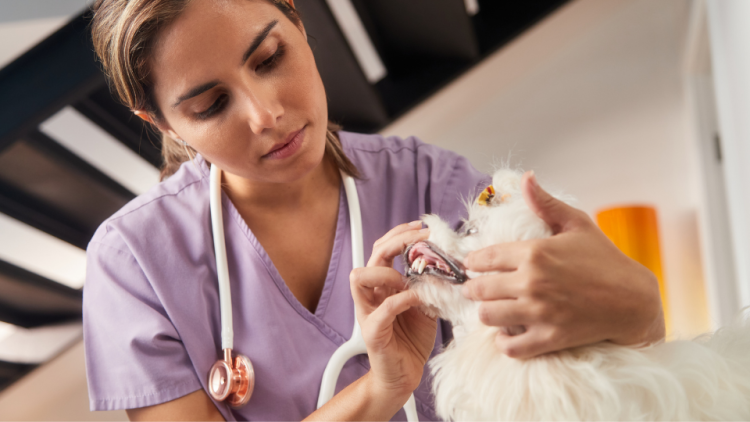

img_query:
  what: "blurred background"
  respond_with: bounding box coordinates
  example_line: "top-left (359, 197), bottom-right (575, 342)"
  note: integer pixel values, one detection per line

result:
top-left (1, 0), bottom-right (749, 419)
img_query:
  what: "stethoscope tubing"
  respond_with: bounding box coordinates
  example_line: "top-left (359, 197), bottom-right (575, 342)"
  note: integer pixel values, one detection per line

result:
top-left (210, 164), bottom-right (234, 351)
top-left (210, 164), bottom-right (417, 421)
top-left (316, 172), bottom-right (368, 406)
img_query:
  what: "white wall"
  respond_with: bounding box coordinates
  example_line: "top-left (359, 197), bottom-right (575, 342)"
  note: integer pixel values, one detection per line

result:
top-left (383, 0), bottom-right (712, 337)
top-left (682, 0), bottom-right (738, 329)
top-left (706, 0), bottom-right (750, 312)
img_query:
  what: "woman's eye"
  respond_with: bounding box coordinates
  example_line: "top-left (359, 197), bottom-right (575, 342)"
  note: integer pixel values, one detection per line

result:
top-left (256, 44), bottom-right (285, 73)
top-left (196, 95), bottom-right (228, 120)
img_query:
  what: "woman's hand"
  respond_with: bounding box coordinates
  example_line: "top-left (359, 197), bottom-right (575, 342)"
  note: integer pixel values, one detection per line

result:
top-left (350, 221), bottom-right (437, 405)
top-left (461, 172), bottom-right (665, 359)
top-left (306, 223), bottom-right (436, 421)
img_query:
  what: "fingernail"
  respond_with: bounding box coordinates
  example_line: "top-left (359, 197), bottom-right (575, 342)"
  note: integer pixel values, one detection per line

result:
top-left (408, 220), bottom-right (422, 228)
top-left (463, 256), bottom-right (470, 267)
top-left (461, 284), bottom-right (471, 298)
top-left (419, 228), bottom-right (430, 234)
top-left (528, 170), bottom-right (538, 189)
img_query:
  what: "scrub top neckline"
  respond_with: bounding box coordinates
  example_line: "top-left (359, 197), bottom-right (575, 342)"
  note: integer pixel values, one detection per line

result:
top-left (220, 175), bottom-right (350, 338)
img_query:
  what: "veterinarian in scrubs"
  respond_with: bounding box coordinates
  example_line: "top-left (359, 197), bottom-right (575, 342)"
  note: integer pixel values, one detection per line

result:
top-left (83, 0), bottom-right (666, 420)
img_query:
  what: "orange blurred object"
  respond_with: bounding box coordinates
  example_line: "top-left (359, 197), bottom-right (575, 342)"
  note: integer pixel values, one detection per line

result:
top-left (596, 206), bottom-right (670, 335)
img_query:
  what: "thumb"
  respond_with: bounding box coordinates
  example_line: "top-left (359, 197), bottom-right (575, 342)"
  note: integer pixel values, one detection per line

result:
top-left (521, 171), bottom-right (580, 234)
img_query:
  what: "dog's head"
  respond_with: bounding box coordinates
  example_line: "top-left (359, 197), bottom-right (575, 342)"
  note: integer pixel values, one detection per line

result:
top-left (404, 169), bottom-right (560, 326)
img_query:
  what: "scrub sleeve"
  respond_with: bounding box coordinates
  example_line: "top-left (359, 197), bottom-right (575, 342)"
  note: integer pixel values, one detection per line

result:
top-left (83, 132), bottom-right (490, 421)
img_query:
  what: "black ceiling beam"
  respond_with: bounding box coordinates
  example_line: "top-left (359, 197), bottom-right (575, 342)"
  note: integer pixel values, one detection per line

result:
top-left (364, 0), bottom-right (568, 119)
top-left (0, 361), bottom-right (37, 393)
top-left (295, 0), bottom-right (389, 133)
top-left (0, 131), bottom-right (134, 249)
top-left (473, 0), bottom-right (570, 56)
top-left (0, 259), bottom-right (82, 329)
top-left (0, 11), bottom-right (103, 151)
top-left (348, 0), bottom-right (477, 118)
top-left (26, 131), bottom-right (135, 200)
top-left (0, 182), bottom-right (91, 250)
top-left (73, 86), bottom-right (164, 168)
top-left (356, 0), bottom-right (479, 61)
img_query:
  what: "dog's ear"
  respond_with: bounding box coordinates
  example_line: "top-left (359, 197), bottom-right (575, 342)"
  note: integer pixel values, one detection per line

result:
top-left (479, 169), bottom-right (524, 206)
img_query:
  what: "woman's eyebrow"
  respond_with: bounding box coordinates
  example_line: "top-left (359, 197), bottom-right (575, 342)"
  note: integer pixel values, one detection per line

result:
top-left (172, 81), bottom-right (220, 108)
top-left (241, 19), bottom-right (279, 65)
top-left (171, 20), bottom-right (279, 108)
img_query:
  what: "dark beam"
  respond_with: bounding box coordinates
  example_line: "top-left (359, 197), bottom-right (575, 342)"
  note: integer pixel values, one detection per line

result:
top-left (26, 131), bottom-right (135, 200)
top-left (0, 361), bottom-right (37, 392)
top-left (294, 0), bottom-right (389, 132)
top-left (0, 132), bottom-right (133, 249)
top-left (0, 182), bottom-right (91, 250)
top-left (73, 87), bottom-right (164, 169)
top-left (0, 12), bottom-right (103, 150)
top-left (357, 0), bottom-right (479, 61)
top-left (473, 0), bottom-right (570, 55)
top-left (0, 259), bottom-right (82, 329)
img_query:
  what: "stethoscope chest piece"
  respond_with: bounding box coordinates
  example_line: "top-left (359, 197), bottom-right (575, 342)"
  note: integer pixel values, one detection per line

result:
top-left (208, 349), bottom-right (255, 408)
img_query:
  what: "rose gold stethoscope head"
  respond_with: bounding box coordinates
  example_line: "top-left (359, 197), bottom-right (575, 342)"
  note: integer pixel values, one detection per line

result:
top-left (208, 348), bottom-right (255, 408)
top-left (209, 165), bottom-right (254, 408)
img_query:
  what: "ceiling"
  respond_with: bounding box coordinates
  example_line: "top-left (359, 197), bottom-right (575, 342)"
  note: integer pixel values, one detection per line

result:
top-left (0, 0), bottom-right (91, 69)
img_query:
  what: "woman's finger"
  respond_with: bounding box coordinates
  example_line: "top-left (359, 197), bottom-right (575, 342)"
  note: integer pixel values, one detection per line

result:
top-left (463, 240), bottom-right (534, 273)
top-left (367, 229), bottom-right (430, 267)
top-left (521, 171), bottom-right (589, 234)
top-left (495, 325), bottom-right (557, 359)
top-left (462, 271), bottom-right (524, 301)
top-left (362, 290), bottom-right (422, 345)
top-left (350, 267), bottom-right (407, 319)
top-left (476, 299), bottom-right (535, 327)
top-left (351, 267), bottom-right (407, 297)
top-left (373, 221), bottom-right (423, 249)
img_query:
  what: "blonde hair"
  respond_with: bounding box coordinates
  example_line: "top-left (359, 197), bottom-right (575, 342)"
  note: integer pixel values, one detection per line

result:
top-left (91, 0), bottom-right (360, 180)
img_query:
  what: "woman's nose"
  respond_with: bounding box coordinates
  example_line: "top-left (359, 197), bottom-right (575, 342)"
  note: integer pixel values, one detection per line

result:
top-left (240, 88), bottom-right (283, 134)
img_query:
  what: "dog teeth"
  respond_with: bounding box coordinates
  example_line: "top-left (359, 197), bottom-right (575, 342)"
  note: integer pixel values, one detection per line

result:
top-left (417, 258), bottom-right (428, 274)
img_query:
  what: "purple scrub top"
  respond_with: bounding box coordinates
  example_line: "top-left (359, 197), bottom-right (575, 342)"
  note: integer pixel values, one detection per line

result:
top-left (83, 132), bottom-right (490, 421)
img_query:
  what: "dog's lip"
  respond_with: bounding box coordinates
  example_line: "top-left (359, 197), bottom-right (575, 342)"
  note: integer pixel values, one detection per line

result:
top-left (404, 241), bottom-right (468, 284)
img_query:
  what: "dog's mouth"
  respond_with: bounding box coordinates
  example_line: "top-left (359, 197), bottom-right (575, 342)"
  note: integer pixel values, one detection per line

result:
top-left (404, 241), bottom-right (468, 284)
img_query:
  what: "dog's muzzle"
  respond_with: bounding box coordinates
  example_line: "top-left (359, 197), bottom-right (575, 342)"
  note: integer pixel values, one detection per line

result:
top-left (404, 241), bottom-right (468, 284)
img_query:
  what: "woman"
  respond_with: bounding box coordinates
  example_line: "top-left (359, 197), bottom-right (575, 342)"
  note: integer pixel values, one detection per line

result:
top-left (83, 0), bottom-right (665, 420)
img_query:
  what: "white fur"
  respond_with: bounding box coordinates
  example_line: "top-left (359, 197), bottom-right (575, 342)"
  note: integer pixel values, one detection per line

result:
top-left (408, 169), bottom-right (750, 421)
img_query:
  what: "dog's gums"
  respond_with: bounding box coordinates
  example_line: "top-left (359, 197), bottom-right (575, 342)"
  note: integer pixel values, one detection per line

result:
top-left (404, 241), bottom-right (467, 283)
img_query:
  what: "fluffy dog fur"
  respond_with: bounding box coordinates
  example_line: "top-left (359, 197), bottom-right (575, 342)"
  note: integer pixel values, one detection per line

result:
top-left (406, 169), bottom-right (750, 421)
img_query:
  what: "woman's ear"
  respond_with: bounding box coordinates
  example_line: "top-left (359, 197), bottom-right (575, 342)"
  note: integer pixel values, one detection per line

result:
top-left (133, 110), bottom-right (154, 125)
top-left (133, 110), bottom-right (184, 143)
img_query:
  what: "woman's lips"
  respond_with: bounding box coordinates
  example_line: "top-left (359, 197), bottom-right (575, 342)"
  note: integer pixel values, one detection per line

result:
top-left (263, 126), bottom-right (306, 160)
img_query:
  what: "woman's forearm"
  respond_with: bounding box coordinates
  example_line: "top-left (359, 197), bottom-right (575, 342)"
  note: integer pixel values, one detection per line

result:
top-left (304, 371), bottom-right (409, 421)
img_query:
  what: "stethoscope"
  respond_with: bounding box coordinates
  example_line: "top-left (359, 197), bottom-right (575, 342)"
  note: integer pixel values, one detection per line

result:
top-left (206, 164), bottom-right (419, 421)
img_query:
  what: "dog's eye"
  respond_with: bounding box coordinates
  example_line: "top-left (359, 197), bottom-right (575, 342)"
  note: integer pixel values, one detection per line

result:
top-left (462, 226), bottom-right (478, 237)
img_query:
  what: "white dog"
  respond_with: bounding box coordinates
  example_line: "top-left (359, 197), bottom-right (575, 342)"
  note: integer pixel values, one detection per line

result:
top-left (405, 169), bottom-right (750, 421)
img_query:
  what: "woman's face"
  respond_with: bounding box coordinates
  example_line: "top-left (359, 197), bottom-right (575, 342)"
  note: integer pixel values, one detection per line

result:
top-left (148, 0), bottom-right (329, 184)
